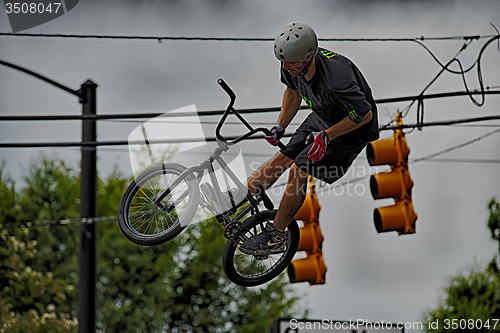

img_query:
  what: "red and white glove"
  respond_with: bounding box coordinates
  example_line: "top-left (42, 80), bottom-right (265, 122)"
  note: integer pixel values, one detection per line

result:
top-left (264, 123), bottom-right (285, 146)
top-left (307, 131), bottom-right (330, 162)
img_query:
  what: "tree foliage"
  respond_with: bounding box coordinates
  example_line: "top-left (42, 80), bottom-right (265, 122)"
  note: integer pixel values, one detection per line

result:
top-left (0, 227), bottom-right (78, 333)
top-left (423, 198), bottom-right (500, 332)
top-left (0, 158), bottom-right (305, 333)
top-left (487, 198), bottom-right (500, 274)
top-left (0, 163), bottom-right (77, 332)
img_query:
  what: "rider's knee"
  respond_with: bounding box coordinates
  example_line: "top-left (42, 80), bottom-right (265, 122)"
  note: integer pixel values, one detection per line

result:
top-left (289, 163), bottom-right (309, 181)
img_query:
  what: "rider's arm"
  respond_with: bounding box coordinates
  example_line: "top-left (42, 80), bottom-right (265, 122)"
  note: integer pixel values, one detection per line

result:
top-left (276, 87), bottom-right (302, 128)
top-left (324, 110), bottom-right (373, 141)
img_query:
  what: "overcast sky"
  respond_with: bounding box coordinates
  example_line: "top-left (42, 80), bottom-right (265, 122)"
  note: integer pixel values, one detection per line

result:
top-left (1, 0), bottom-right (500, 330)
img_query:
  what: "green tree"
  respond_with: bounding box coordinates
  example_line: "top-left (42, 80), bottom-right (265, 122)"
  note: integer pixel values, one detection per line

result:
top-left (0, 227), bottom-right (78, 333)
top-left (0, 158), bottom-right (306, 333)
top-left (95, 166), bottom-right (305, 332)
top-left (0, 164), bottom-right (77, 332)
top-left (17, 159), bottom-right (80, 314)
top-left (423, 198), bottom-right (500, 332)
top-left (487, 198), bottom-right (500, 274)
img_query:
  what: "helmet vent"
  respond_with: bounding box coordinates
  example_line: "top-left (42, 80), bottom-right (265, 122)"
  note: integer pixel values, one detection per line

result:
top-left (274, 22), bottom-right (318, 62)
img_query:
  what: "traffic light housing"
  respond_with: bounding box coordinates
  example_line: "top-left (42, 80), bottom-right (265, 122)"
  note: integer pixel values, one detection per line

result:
top-left (287, 176), bottom-right (327, 285)
top-left (367, 113), bottom-right (417, 235)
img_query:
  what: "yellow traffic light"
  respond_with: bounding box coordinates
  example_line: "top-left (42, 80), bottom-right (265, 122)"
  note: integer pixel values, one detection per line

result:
top-left (287, 176), bottom-right (327, 285)
top-left (367, 113), bottom-right (417, 235)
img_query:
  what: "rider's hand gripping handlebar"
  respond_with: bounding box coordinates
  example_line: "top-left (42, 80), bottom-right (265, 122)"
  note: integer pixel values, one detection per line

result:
top-left (262, 128), bottom-right (287, 151)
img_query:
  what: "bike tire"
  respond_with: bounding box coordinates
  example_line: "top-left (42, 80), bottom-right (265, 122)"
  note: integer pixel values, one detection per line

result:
top-left (222, 210), bottom-right (299, 287)
top-left (118, 163), bottom-right (200, 246)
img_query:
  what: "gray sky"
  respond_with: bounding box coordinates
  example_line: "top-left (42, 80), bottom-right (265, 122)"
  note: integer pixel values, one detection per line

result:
top-left (1, 0), bottom-right (500, 330)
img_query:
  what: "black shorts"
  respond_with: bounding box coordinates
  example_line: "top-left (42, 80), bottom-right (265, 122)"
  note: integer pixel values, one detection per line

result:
top-left (281, 113), bottom-right (367, 184)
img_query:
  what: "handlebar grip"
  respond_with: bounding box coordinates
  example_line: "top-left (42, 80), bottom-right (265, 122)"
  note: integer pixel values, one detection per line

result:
top-left (263, 128), bottom-right (287, 151)
top-left (217, 78), bottom-right (236, 102)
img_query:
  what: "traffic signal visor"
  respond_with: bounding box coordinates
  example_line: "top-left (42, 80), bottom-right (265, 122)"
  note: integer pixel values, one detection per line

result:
top-left (374, 200), bottom-right (417, 235)
top-left (288, 253), bottom-right (327, 285)
top-left (288, 177), bottom-right (327, 285)
top-left (366, 115), bottom-right (417, 235)
top-left (367, 134), bottom-right (410, 167)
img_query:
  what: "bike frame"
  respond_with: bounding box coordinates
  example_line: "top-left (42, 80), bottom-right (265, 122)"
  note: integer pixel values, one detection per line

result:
top-left (153, 78), bottom-right (284, 230)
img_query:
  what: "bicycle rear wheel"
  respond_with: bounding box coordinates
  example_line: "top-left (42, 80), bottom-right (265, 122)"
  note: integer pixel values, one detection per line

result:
top-left (118, 163), bottom-right (200, 246)
top-left (222, 210), bottom-right (299, 287)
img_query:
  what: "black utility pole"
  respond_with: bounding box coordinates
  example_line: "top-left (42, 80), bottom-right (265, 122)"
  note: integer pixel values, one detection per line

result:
top-left (0, 59), bottom-right (99, 332)
top-left (79, 80), bottom-right (98, 333)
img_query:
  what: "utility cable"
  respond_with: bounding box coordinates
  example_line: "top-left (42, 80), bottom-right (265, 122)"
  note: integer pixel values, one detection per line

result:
top-left (2, 113), bottom-right (499, 148)
top-left (381, 28), bottom-right (500, 130)
top-left (5, 128), bottom-right (499, 228)
top-left (411, 127), bottom-right (500, 163)
top-left (1, 90), bottom-right (498, 123)
top-left (0, 32), bottom-right (497, 42)
top-left (0, 216), bottom-right (117, 229)
top-left (316, 127), bottom-right (500, 195)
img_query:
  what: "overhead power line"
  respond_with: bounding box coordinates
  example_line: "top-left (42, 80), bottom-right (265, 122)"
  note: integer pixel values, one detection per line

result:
top-left (0, 32), bottom-right (496, 42)
top-left (0, 106), bottom-right (283, 121)
top-left (316, 127), bottom-right (500, 194)
top-left (0, 90), bottom-right (498, 122)
top-left (383, 30), bottom-right (500, 128)
top-left (417, 158), bottom-right (500, 164)
top-left (0, 216), bottom-right (117, 229)
top-left (381, 114), bottom-right (500, 131)
top-left (1, 114), bottom-right (500, 148)
top-left (412, 127), bottom-right (500, 163)
top-left (5, 126), bottom-right (500, 229)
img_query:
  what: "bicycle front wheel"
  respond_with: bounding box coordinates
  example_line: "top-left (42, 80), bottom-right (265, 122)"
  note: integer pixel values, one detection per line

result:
top-left (118, 163), bottom-right (200, 246)
top-left (222, 210), bottom-right (299, 287)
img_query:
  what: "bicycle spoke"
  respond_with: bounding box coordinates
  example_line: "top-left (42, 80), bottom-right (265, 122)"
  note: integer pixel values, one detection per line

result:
top-left (231, 227), bottom-right (291, 278)
top-left (126, 170), bottom-right (192, 237)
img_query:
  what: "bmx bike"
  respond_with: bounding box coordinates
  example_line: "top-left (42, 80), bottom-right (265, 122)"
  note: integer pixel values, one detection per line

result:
top-left (117, 78), bottom-right (300, 287)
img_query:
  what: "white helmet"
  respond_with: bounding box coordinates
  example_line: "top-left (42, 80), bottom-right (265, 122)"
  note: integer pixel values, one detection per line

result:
top-left (274, 22), bottom-right (318, 62)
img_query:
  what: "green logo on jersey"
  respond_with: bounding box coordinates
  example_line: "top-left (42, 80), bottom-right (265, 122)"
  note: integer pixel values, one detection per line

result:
top-left (300, 93), bottom-right (314, 111)
top-left (319, 50), bottom-right (340, 58)
top-left (349, 110), bottom-right (358, 120)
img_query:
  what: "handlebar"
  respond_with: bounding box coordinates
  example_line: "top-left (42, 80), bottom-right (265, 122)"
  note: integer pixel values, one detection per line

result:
top-left (217, 78), bottom-right (236, 108)
top-left (216, 78), bottom-right (286, 151)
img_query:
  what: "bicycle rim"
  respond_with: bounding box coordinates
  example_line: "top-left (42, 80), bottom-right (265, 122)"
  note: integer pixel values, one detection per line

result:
top-left (222, 210), bottom-right (299, 287)
top-left (119, 164), bottom-right (199, 245)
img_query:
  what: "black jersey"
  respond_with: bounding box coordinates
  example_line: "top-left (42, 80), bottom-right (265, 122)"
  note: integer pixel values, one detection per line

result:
top-left (281, 48), bottom-right (379, 143)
